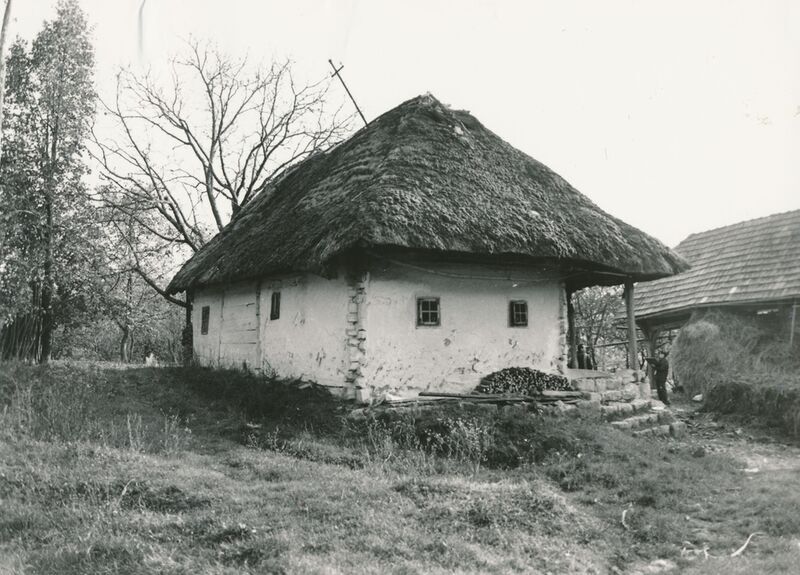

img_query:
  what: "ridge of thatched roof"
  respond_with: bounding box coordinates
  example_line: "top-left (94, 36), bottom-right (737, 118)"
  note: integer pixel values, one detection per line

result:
top-left (635, 209), bottom-right (800, 321)
top-left (168, 94), bottom-right (687, 294)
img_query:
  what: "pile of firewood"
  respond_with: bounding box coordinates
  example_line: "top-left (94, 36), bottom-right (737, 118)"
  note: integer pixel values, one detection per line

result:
top-left (476, 367), bottom-right (572, 396)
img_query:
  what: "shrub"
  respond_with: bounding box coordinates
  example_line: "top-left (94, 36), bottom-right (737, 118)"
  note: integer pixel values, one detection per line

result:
top-left (705, 376), bottom-right (800, 436)
top-left (177, 366), bottom-right (342, 433)
top-left (343, 405), bottom-right (597, 471)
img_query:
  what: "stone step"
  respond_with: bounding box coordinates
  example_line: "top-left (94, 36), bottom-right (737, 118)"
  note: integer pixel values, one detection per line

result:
top-left (599, 398), bottom-right (652, 420)
top-left (609, 409), bottom-right (675, 430)
top-left (570, 376), bottom-right (637, 393)
top-left (572, 377), bottom-right (621, 393)
top-left (632, 421), bottom-right (687, 439)
top-left (582, 386), bottom-right (642, 405)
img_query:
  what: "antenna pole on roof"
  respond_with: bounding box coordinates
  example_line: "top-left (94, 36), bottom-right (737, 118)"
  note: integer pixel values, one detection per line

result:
top-left (328, 59), bottom-right (368, 127)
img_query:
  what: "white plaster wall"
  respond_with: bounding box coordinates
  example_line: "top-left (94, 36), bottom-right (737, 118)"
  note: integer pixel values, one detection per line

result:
top-left (192, 286), bottom-right (223, 365)
top-left (258, 273), bottom-right (352, 387)
top-left (361, 261), bottom-right (563, 396)
top-left (193, 274), bottom-right (352, 385)
top-left (219, 281), bottom-right (260, 368)
top-left (192, 280), bottom-right (259, 369)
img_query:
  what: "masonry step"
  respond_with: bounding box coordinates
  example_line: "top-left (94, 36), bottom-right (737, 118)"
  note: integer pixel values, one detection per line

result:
top-left (609, 410), bottom-right (674, 431)
top-left (568, 368), bottom-right (639, 394)
top-left (582, 386), bottom-right (642, 406)
top-left (608, 398), bottom-right (687, 439)
top-left (632, 421), bottom-right (687, 438)
top-left (598, 399), bottom-right (650, 420)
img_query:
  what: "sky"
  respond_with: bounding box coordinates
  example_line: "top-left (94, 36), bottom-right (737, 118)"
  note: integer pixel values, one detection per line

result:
top-left (10, 0), bottom-right (800, 247)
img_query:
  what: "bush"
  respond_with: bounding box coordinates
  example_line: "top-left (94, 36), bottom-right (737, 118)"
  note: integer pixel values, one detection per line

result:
top-left (344, 405), bottom-right (595, 471)
top-left (179, 366), bottom-right (342, 433)
top-left (705, 376), bottom-right (800, 436)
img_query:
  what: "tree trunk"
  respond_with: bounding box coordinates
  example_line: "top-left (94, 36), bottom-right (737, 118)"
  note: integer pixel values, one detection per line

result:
top-left (0, 0), bottom-right (14, 162)
top-left (120, 269), bottom-right (133, 363)
top-left (119, 324), bottom-right (132, 362)
top-left (39, 193), bottom-right (54, 364)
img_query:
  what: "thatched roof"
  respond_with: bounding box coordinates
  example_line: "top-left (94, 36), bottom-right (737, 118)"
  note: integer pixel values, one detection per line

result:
top-left (635, 210), bottom-right (800, 322)
top-left (168, 94), bottom-right (687, 294)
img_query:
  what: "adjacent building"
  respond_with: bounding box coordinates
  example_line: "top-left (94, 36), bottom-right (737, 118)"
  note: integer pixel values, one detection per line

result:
top-left (635, 209), bottom-right (800, 347)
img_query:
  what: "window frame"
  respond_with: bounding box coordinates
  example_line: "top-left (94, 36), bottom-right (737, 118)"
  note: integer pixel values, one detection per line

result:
top-left (270, 291), bottom-right (281, 320)
top-left (416, 297), bottom-right (441, 327)
top-left (509, 300), bottom-right (529, 328)
top-left (200, 305), bottom-right (210, 335)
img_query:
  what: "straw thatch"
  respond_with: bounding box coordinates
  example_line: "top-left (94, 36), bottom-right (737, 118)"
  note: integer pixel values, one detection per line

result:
top-left (635, 209), bottom-right (800, 322)
top-left (168, 94), bottom-right (687, 294)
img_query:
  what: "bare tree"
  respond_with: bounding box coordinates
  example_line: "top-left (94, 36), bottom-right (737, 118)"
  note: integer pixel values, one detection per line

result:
top-left (573, 286), bottom-right (624, 369)
top-left (93, 42), bottom-right (353, 300)
top-left (0, 0), bottom-right (14, 161)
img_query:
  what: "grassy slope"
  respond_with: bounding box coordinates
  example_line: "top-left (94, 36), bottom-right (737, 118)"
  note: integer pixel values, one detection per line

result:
top-left (1, 363), bottom-right (799, 574)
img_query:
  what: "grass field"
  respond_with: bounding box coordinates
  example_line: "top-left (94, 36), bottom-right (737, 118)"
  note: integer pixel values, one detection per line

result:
top-left (1, 363), bottom-right (799, 574)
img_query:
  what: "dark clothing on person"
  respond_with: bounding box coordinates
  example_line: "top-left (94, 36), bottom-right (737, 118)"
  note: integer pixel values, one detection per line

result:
top-left (577, 347), bottom-right (587, 369)
top-left (648, 356), bottom-right (670, 405)
top-left (652, 357), bottom-right (669, 384)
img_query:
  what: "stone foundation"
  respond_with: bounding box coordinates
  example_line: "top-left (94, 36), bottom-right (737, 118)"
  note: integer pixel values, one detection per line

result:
top-left (569, 369), bottom-right (683, 438)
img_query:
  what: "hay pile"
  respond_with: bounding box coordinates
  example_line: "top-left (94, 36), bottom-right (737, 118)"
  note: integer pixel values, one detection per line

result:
top-left (477, 368), bottom-right (572, 396)
top-left (672, 310), bottom-right (800, 436)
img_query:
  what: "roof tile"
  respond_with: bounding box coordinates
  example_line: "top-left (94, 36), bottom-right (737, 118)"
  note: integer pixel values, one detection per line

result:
top-left (635, 210), bottom-right (800, 318)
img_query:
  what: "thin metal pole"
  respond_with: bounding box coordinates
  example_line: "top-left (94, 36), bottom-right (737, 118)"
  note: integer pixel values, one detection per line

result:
top-left (328, 59), bottom-right (368, 127)
top-left (790, 301), bottom-right (797, 347)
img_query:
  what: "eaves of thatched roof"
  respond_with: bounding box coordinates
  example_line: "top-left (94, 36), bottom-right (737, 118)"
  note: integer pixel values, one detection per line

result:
top-left (167, 94), bottom-right (687, 295)
top-left (635, 209), bottom-right (800, 323)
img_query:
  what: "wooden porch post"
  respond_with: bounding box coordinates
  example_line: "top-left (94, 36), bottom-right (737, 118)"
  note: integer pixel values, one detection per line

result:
top-left (624, 278), bottom-right (638, 374)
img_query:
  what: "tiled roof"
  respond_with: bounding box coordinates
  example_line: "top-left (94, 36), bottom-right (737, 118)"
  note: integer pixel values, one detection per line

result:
top-left (635, 210), bottom-right (800, 320)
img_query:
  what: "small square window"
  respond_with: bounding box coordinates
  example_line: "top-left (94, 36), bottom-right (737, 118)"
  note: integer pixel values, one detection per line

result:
top-left (417, 297), bottom-right (440, 327)
top-left (270, 292), bottom-right (281, 320)
top-left (509, 300), bottom-right (528, 327)
top-left (200, 306), bottom-right (210, 335)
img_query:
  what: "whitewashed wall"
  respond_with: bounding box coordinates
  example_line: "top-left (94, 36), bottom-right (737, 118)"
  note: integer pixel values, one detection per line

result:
top-left (257, 273), bottom-right (351, 387)
top-left (192, 261), bottom-right (565, 398)
top-left (360, 261), bottom-right (563, 397)
top-left (192, 280), bottom-right (259, 369)
top-left (192, 274), bottom-right (352, 387)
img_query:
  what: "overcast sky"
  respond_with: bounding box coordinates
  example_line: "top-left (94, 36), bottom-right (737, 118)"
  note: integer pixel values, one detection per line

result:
top-left (12, 0), bottom-right (800, 247)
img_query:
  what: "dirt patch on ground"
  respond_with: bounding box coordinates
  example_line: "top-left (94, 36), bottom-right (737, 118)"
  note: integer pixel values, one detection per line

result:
top-left (673, 402), bottom-right (800, 473)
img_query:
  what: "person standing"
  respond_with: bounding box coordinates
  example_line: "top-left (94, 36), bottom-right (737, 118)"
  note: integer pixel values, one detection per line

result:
top-left (647, 350), bottom-right (671, 406)
top-left (577, 344), bottom-right (587, 369)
